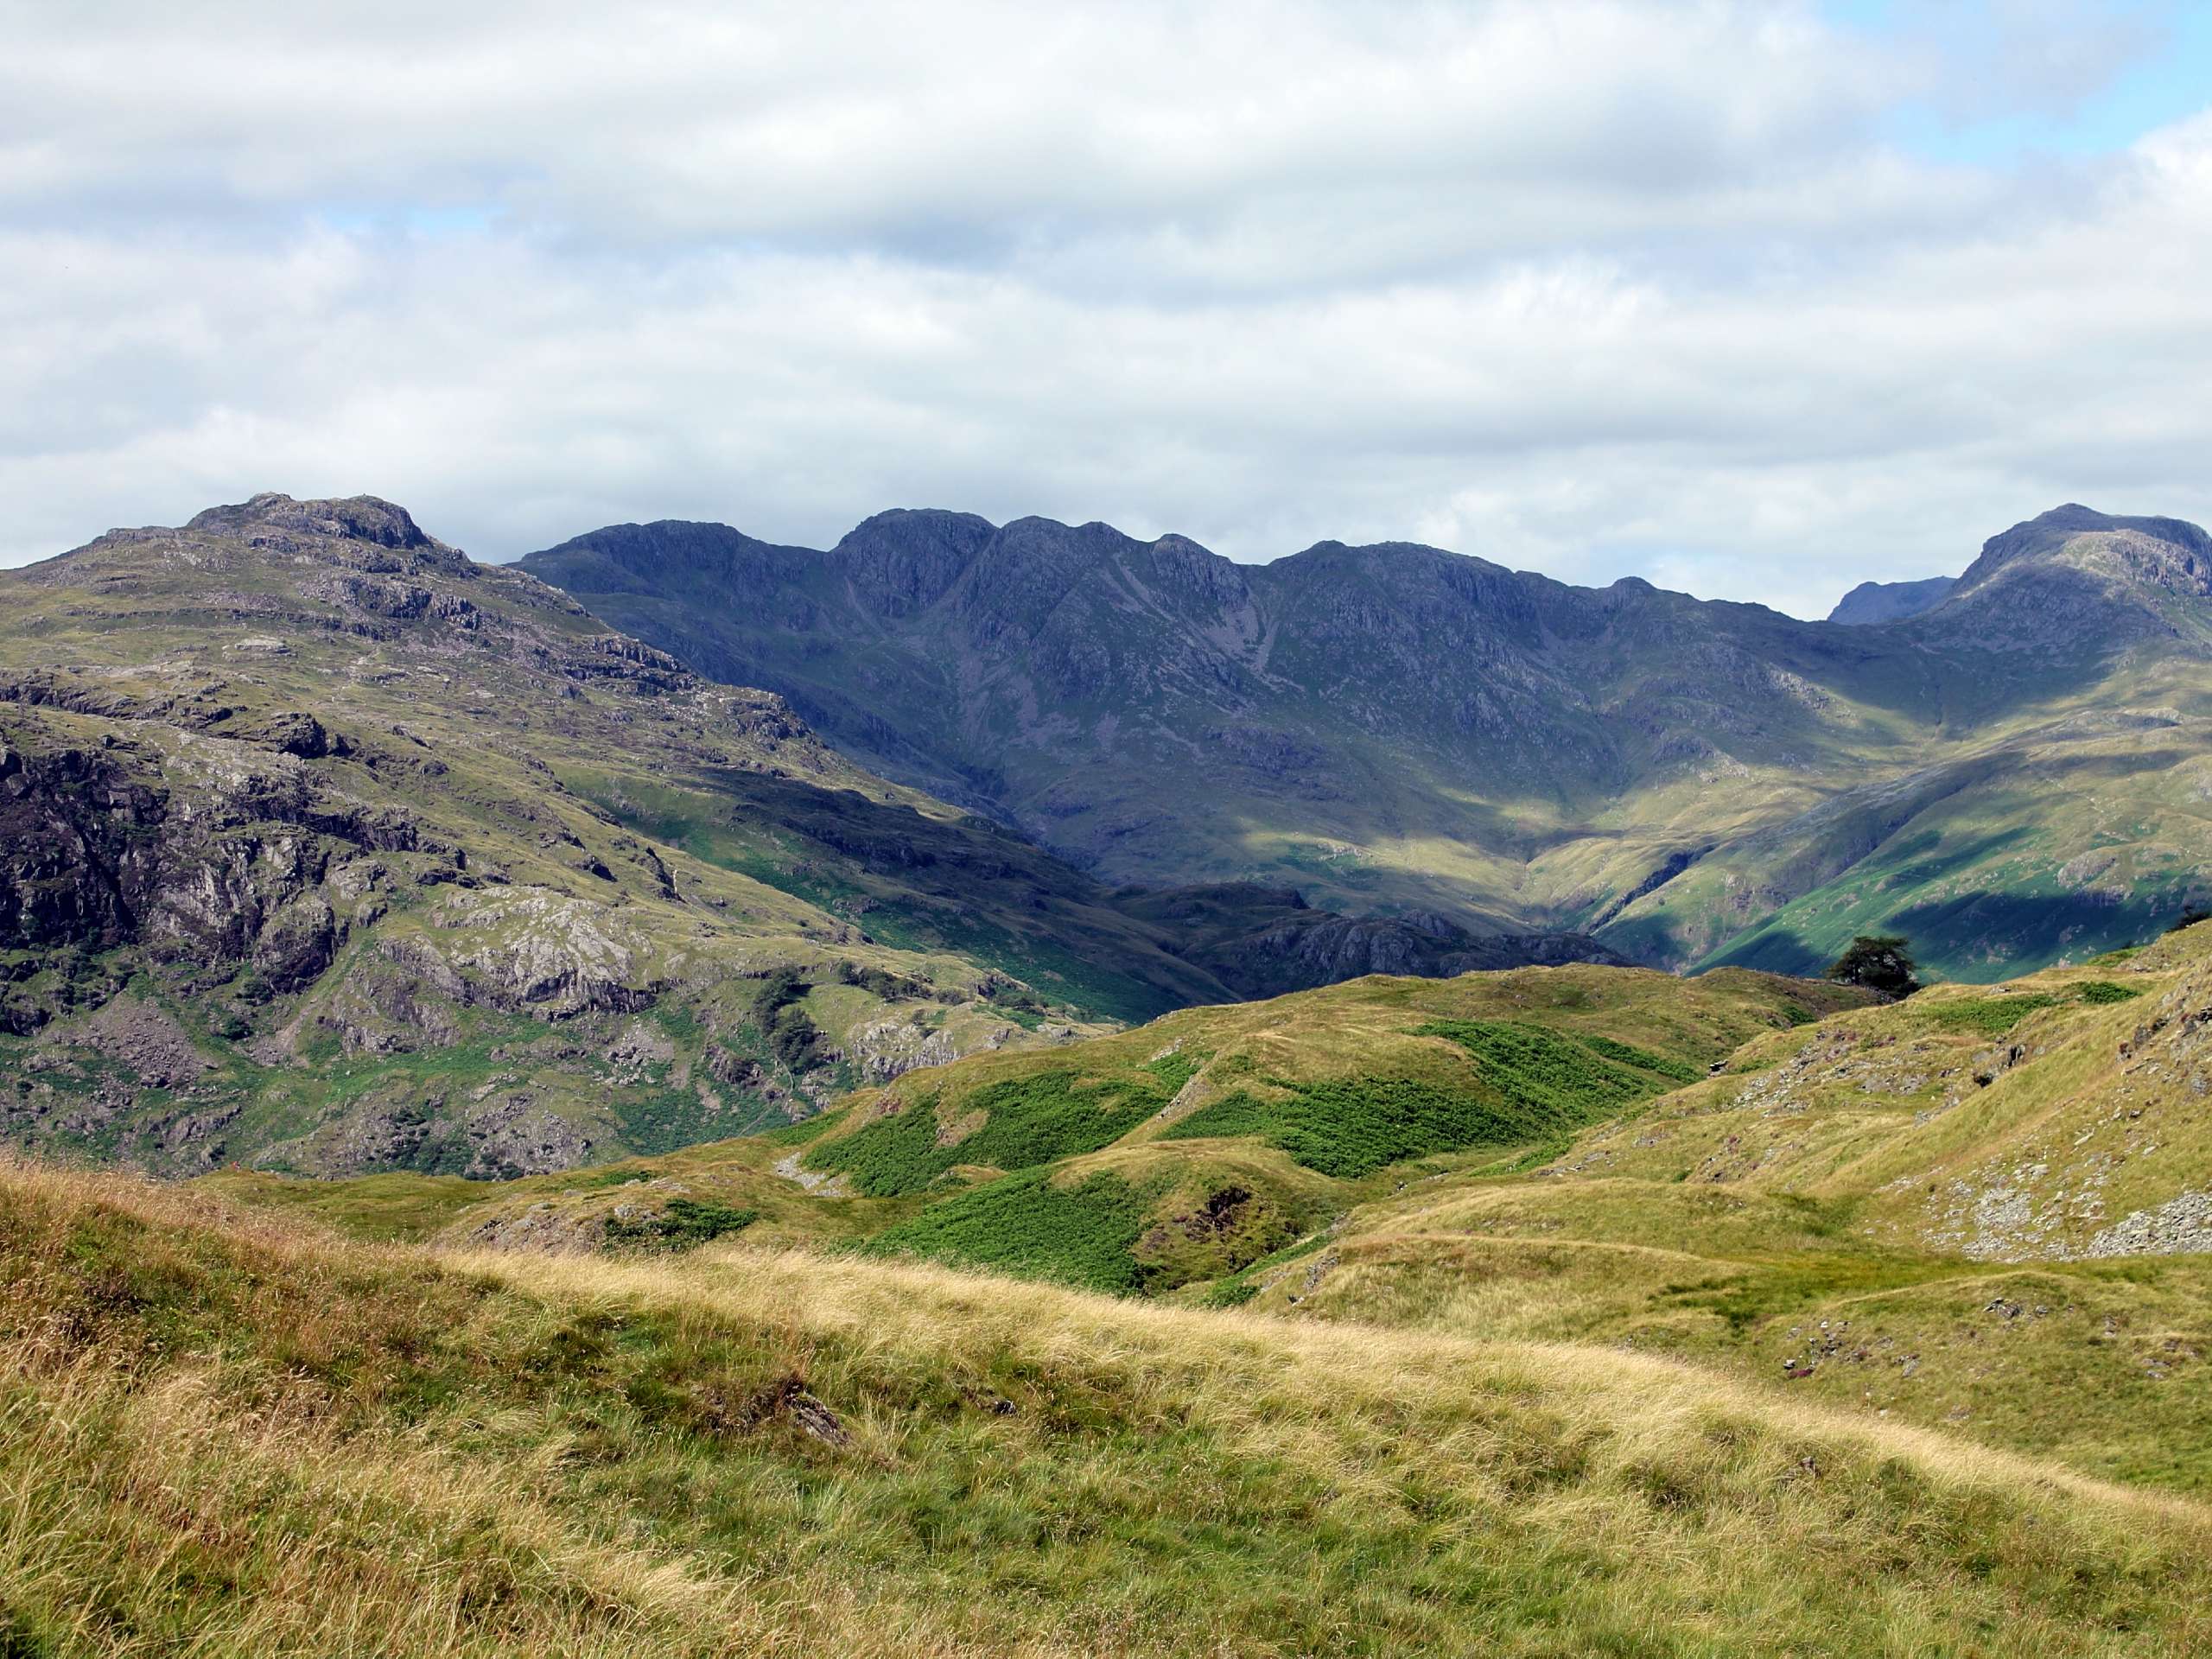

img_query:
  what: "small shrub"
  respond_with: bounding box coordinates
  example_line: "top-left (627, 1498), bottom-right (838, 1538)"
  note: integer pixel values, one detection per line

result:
top-left (766, 1001), bottom-right (828, 1071)
top-left (837, 962), bottom-right (926, 1001)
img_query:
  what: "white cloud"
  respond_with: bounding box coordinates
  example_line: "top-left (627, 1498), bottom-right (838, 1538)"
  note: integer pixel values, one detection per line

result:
top-left (2, 0), bottom-right (2208, 617)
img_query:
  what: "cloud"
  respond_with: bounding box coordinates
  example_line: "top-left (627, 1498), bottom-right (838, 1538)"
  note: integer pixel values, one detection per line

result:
top-left (1, 0), bottom-right (2208, 617)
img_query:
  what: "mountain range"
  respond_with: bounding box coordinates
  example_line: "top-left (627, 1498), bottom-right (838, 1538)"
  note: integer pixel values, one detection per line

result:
top-left (524, 500), bottom-right (2212, 981)
top-left (5, 490), bottom-right (2209, 1182)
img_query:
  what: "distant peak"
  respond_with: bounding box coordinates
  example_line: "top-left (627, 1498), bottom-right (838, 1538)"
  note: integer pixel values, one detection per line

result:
top-left (2019, 503), bottom-right (2120, 534)
top-left (836, 506), bottom-right (997, 545)
top-left (186, 492), bottom-right (433, 551)
top-left (1965, 505), bottom-right (2210, 575)
top-left (1827, 575), bottom-right (1956, 626)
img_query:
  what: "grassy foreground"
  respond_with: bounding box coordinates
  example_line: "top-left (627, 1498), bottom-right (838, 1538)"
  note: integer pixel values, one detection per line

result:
top-left (7, 1156), bottom-right (2212, 1656)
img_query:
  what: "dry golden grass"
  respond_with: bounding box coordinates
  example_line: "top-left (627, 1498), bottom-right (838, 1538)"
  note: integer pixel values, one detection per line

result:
top-left (9, 1154), bottom-right (2212, 1655)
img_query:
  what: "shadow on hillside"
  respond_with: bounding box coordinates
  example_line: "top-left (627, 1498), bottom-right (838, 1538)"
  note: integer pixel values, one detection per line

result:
top-left (1885, 889), bottom-right (2194, 982)
top-left (1704, 887), bottom-right (2196, 986)
top-left (1700, 927), bottom-right (1824, 978)
top-left (1868, 827), bottom-right (2031, 890)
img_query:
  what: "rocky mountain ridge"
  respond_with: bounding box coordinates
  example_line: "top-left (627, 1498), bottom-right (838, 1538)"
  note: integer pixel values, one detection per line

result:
top-left (524, 503), bottom-right (2212, 981)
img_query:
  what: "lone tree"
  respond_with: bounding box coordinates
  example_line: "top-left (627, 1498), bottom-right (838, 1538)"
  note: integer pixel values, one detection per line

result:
top-left (1826, 934), bottom-right (1921, 1000)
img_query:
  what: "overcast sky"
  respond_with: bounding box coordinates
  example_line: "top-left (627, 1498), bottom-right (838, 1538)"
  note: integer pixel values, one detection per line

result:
top-left (5, 1), bottom-right (2209, 615)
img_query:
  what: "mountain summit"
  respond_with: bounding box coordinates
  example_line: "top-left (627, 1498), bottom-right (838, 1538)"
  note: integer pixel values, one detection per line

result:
top-left (1827, 575), bottom-right (1955, 625)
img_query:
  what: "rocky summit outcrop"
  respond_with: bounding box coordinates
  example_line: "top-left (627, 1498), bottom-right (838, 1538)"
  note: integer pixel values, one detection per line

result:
top-left (525, 504), bottom-right (2212, 982)
top-left (1910, 505), bottom-right (2212, 655)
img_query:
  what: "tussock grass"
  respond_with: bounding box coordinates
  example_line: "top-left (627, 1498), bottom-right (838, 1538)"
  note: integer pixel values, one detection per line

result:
top-left (8, 1154), bottom-right (2212, 1656)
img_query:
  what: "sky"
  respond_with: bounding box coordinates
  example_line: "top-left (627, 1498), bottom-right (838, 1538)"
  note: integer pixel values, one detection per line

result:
top-left (4, 1), bottom-right (2209, 617)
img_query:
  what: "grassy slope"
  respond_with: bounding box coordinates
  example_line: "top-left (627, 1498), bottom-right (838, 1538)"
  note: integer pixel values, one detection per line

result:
top-left (226, 963), bottom-right (1865, 1294)
top-left (1242, 924), bottom-right (2212, 1492)
top-left (10, 1155), bottom-right (2212, 1657)
top-left (194, 928), bottom-right (2212, 1500)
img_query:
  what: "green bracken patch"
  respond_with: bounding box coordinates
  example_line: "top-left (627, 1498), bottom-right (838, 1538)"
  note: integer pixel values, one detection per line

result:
top-left (601, 1198), bottom-right (760, 1252)
top-left (1925, 995), bottom-right (2060, 1039)
top-left (1160, 1020), bottom-right (1669, 1179)
top-left (1420, 1020), bottom-right (1677, 1118)
top-left (1160, 1082), bottom-right (1486, 1179)
top-left (856, 1167), bottom-right (1170, 1293)
top-left (2074, 980), bottom-right (2145, 1006)
top-left (1574, 1033), bottom-right (1702, 1084)
top-left (804, 1070), bottom-right (1173, 1197)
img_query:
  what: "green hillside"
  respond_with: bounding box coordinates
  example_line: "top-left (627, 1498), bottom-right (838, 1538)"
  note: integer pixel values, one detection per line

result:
top-left (197, 917), bottom-right (2212, 1500)
top-left (343, 961), bottom-right (1861, 1297)
top-left (21, 923), bottom-right (2212, 1649)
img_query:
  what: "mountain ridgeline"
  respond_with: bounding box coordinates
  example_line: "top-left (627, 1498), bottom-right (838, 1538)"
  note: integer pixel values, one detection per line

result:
top-left (6, 490), bottom-right (2210, 1182)
top-left (524, 503), bottom-right (2212, 982)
